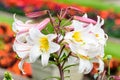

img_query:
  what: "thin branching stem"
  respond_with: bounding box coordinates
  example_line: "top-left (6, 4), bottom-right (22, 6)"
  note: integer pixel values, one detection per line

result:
top-left (61, 52), bottom-right (71, 68)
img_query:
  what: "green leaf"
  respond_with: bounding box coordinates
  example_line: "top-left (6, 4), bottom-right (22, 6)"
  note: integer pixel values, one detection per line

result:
top-left (63, 64), bottom-right (78, 71)
top-left (59, 53), bottom-right (67, 63)
top-left (3, 72), bottom-right (13, 80)
top-left (49, 61), bottom-right (57, 65)
top-left (52, 53), bottom-right (59, 59)
top-left (43, 76), bottom-right (60, 80)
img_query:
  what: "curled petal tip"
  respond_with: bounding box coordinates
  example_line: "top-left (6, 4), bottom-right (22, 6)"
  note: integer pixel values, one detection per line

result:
top-left (82, 13), bottom-right (88, 18)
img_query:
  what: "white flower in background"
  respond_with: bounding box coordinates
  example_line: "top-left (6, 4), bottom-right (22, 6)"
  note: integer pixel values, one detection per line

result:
top-left (28, 28), bottom-right (60, 66)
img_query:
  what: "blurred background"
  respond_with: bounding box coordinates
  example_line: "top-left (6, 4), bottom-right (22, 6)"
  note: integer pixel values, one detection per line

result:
top-left (0, 0), bottom-right (120, 80)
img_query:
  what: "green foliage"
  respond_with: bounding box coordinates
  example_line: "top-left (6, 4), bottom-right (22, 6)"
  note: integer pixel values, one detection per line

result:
top-left (57, 0), bottom-right (120, 13)
top-left (43, 76), bottom-right (60, 80)
top-left (63, 64), bottom-right (78, 71)
top-left (105, 41), bottom-right (120, 59)
top-left (3, 72), bottom-right (13, 80)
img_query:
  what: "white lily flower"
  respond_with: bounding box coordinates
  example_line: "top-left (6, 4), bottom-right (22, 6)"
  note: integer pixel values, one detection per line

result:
top-left (12, 14), bottom-right (50, 33)
top-left (64, 21), bottom-right (99, 57)
top-left (28, 28), bottom-right (60, 66)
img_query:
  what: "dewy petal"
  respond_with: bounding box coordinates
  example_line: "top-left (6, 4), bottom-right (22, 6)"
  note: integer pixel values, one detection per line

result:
top-left (41, 54), bottom-right (50, 66)
top-left (30, 45), bottom-right (42, 63)
top-left (49, 42), bottom-right (60, 53)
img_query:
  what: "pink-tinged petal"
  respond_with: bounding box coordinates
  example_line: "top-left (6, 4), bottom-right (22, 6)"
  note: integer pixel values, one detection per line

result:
top-left (74, 16), bottom-right (96, 24)
top-left (13, 14), bottom-right (38, 33)
top-left (41, 54), bottom-right (50, 66)
top-left (25, 10), bottom-right (48, 18)
top-left (13, 39), bottom-right (31, 58)
top-left (17, 30), bottom-right (29, 35)
top-left (36, 18), bottom-right (50, 30)
top-left (68, 6), bottom-right (83, 12)
top-left (15, 32), bottom-right (28, 45)
top-left (112, 76), bottom-right (120, 80)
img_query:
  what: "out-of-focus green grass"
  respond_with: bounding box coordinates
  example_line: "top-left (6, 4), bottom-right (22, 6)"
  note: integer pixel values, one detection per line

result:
top-left (0, 15), bottom-right (13, 26)
top-left (105, 41), bottom-right (120, 59)
top-left (57, 0), bottom-right (120, 13)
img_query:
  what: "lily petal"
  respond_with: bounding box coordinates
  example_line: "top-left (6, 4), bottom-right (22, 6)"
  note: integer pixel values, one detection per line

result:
top-left (47, 34), bottom-right (57, 41)
top-left (41, 54), bottom-right (50, 66)
top-left (30, 45), bottom-right (42, 62)
top-left (18, 55), bottom-right (29, 74)
top-left (79, 58), bottom-right (93, 74)
top-left (49, 42), bottom-right (60, 53)
top-left (29, 28), bottom-right (42, 43)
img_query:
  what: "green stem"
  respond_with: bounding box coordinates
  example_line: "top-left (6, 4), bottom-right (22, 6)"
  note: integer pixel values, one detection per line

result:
top-left (107, 60), bottom-right (111, 80)
top-left (58, 64), bottom-right (64, 80)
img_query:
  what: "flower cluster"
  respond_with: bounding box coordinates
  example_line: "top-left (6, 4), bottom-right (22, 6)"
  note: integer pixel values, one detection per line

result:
top-left (12, 7), bottom-right (108, 79)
